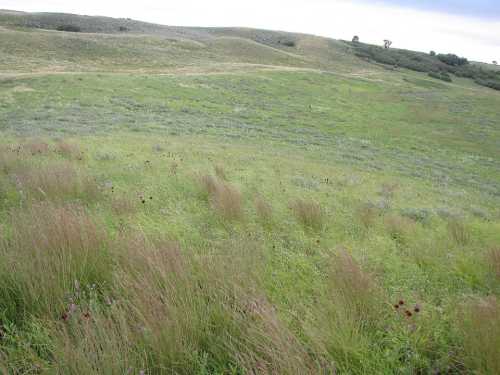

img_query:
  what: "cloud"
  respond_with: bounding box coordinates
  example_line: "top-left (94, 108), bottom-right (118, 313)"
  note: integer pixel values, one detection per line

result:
top-left (358, 0), bottom-right (500, 20)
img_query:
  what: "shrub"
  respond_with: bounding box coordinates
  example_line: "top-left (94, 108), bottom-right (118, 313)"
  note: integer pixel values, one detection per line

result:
top-left (437, 53), bottom-right (468, 66)
top-left (0, 203), bottom-right (111, 321)
top-left (56, 24), bottom-right (81, 32)
top-left (428, 71), bottom-right (452, 82)
top-left (290, 198), bottom-right (324, 230)
top-left (279, 39), bottom-right (296, 47)
top-left (459, 296), bottom-right (500, 374)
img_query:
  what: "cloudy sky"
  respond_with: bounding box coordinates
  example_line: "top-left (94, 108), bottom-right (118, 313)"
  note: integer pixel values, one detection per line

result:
top-left (1, 0), bottom-right (499, 63)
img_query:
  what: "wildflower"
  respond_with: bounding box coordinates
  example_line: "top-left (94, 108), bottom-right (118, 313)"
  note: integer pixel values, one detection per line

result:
top-left (394, 304), bottom-right (400, 309)
top-left (405, 310), bottom-right (413, 318)
top-left (61, 312), bottom-right (69, 321)
top-left (399, 300), bottom-right (405, 306)
top-left (414, 304), bottom-right (421, 313)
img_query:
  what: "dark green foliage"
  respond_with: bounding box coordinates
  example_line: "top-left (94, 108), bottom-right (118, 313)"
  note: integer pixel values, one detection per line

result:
top-left (56, 24), bottom-right (81, 32)
top-left (437, 53), bottom-right (468, 66)
top-left (428, 71), bottom-right (452, 82)
top-left (430, 51), bottom-right (436, 56)
top-left (279, 39), bottom-right (296, 47)
top-left (350, 42), bottom-right (500, 91)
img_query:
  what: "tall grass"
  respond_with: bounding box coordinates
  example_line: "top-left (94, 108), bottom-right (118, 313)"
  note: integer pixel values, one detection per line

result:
top-left (13, 162), bottom-right (99, 201)
top-left (303, 250), bottom-right (388, 373)
top-left (198, 174), bottom-right (243, 220)
top-left (290, 198), bottom-right (324, 230)
top-left (50, 232), bottom-right (322, 374)
top-left (459, 296), bottom-right (500, 374)
top-left (0, 202), bottom-right (112, 321)
top-left (447, 219), bottom-right (471, 246)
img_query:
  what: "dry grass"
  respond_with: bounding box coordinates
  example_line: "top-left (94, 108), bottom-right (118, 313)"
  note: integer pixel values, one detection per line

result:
top-left (215, 164), bottom-right (227, 180)
top-left (0, 145), bottom-right (23, 174)
top-left (447, 219), bottom-right (471, 246)
top-left (459, 296), bottom-right (500, 374)
top-left (487, 248), bottom-right (500, 280)
top-left (357, 203), bottom-right (379, 229)
top-left (23, 139), bottom-right (50, 156)
top-left (328, 250), bottom-right (384, 324)
top-left (55, 141), bottom-right (84, 160)
top-left (303, 250), bottom-right (386, 372)
top-left (50, 231), bottom-right (323, 374)
top-left (110, 195), bottom-right (137, 216)
top-left (384, 214), bottom-right (415, 243)
top-left (379, 182), bottom-right (399, 199)
top-left (0, 202), bottom-right (111, 320)
top-left (254, 194), bottom-right (273, 222)
top-left (290, 198), bottom-right (324, 230)
top-left (13, 162), bottom-right (99, 201)
top-left (198, 174), bottom-right (243, 220)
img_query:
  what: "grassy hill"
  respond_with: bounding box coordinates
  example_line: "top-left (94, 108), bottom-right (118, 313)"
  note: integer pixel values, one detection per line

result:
top-left (0, 10), bottom-right (500, 375)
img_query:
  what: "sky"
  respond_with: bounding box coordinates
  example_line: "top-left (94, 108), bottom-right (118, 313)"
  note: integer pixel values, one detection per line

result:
top-left (1, 0), bottom-right (499, 63)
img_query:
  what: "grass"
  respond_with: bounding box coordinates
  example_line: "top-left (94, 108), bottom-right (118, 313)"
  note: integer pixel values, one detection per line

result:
top-left (0, 9), bottom-right (500, 375)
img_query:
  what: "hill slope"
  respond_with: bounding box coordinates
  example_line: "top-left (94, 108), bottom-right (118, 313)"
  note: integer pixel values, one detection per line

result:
top-left (0, 9), bottom-right (500, 375)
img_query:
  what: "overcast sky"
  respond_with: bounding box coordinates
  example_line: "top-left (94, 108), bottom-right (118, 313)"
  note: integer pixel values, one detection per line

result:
top-left (1, 0), bottom-right (499, 63)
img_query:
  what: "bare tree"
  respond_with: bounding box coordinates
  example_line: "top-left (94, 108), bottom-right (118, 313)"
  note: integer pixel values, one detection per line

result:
top-left (352, 35), bottom-right (360, 43)
top-left (384, 40), bottom-right (393, 49)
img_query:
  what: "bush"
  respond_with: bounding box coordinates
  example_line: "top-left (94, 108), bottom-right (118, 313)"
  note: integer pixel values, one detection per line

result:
top-left (428, 71), bottom-right (452, 82)
top-left (56, 24), bottom-right (81, 32)
top-left (279, 39), bottom-right (296, 47)
top-left (437, 53), bottom-right (468, 66)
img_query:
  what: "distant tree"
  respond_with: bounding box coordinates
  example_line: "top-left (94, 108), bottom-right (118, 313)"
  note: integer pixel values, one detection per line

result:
top-left (494, 61), bottom-right (498, 65)
top-left (119, 26), bottom-right (129, 32)
top-left (56, 24), bottom-right (81, 32)
top-left (352, 35), bottom-right (360, 43)
top-left (430, 51), bottom-right (436, 56)
top-left (383, 40), bottom-right (392, 49)
top-left (437, 53), bottom-right (468, 66)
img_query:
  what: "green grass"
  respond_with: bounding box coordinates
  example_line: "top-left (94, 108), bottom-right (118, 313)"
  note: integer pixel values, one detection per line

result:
top-left (0, 10), bottom-right (500, 375)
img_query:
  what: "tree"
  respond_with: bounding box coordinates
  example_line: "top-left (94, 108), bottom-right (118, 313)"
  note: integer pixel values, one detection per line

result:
top-left (494, 61), bottom-right (498, 65)
top-left (430, 51), bottom-right (436, 56)
top-left (437, 53), bottom-right (468, 66)
top-left (352, 35), bottom-right (360, 43)
top-left (383, 40), bottom-right (392, 49)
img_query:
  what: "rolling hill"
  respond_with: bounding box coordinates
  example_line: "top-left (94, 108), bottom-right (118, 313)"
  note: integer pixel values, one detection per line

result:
top-left (0, 9), bottom-right (499, 375)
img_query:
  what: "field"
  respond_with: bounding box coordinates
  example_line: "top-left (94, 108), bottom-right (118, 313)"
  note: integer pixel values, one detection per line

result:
top-left (1, 10), bottom-right (500, 374)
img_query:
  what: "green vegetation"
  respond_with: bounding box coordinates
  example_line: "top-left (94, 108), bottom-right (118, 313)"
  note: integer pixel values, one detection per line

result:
top-left (0, 9), bottom-right (500, 374)
top-left (351, 42), bottom-right (500, 90)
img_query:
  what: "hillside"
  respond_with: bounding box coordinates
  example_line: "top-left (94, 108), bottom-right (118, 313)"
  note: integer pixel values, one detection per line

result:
top-left (1, 10), bottom-right (500, 375)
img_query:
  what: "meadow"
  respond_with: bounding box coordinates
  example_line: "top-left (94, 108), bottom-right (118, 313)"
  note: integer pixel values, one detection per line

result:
top-left (1, 10), bottom-right (500, 375)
